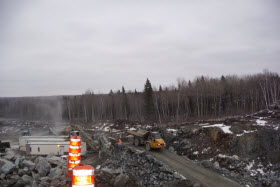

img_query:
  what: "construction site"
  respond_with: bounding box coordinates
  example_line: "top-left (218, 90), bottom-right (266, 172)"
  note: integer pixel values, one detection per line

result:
top-left (0, 103), bottom-right (279, 187)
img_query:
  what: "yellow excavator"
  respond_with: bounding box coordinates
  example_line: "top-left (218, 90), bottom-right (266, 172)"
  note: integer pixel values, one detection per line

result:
top-left (127, 129), bottom-right (166, 151)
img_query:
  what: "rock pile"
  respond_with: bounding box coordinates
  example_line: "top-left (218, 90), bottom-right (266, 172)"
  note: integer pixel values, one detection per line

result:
top-left (101, 145), bottom-right (200, 187)
top-left (158, 108), bottom-right (280, 186)
top-left (95, 168), bottom-right (141, 187)
top-left (199, 154), bottom-right (280, 186)
top-left (0, 149), bottom-right (69, 187)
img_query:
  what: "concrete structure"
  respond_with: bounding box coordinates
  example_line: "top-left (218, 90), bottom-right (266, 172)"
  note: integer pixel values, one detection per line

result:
top-left (20, 136), bottom-right (86, 156)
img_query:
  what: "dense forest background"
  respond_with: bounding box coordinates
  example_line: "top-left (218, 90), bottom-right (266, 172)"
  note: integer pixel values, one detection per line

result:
top-left (0, 71), bottom-right (279, 123)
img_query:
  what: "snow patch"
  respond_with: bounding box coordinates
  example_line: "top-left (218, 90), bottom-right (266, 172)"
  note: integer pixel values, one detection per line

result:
top-left (99, 123), bottom-right (107, 130)
top-left (197, 123), bottom-right (210, 126)
top-left (246, 160), bottom-right (254, 171)
top-left (193, 151), bottom-right (199, 155)
top-left (236, 130), bottom-right (257, 136)
top-left (202, 123), bottom-right (233, 134)
top-left (202, 147), bottom-right (211, 154)
top-left (192, 129), bottom-right (198, 133)
top-left (255, 119), bottom-right (267, 126)
top-left (174, 172), bottom-right (186, 180)
top-left (146, 125), bottom-right (152, 129)
top-left (218, 154), bottom-right (239, 160)
top-left (112, 129), bottom-right (120, 133)
top-left (257, 168), bottom-right (264, 175)
top-left (104, 127), bottom-right (110, 132)
top-left (166, 128), bottom-right (178, 132)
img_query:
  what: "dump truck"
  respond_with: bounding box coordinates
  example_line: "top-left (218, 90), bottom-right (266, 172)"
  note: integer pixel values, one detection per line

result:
top-left (127, 129), bottom-right (166, 151)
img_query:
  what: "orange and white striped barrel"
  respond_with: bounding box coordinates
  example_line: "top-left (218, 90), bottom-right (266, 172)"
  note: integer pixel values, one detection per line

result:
top-left (69, 153), bottom-right (81, 161)
top-left (72, 165), bottom-right (94, 187)
top-left (69, 145), bottom-right (82, 154)
top-left (70, 138), bottom-right (82, 146)
top-left (68, 160), bottom-right (81, 170)
top-left (67, 131), bottom-right (82, 177)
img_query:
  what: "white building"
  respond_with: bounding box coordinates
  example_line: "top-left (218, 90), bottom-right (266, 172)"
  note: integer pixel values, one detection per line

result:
top-left (20, 136), bottom-right (86, 156)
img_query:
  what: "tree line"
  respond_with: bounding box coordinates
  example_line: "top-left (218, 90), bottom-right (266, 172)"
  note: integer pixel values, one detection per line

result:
top-left (0, 71), bottom-right (279, 123)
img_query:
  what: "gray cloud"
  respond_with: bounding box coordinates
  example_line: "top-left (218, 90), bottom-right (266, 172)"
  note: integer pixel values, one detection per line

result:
top-left (0, 0), bottom-right (279, 96)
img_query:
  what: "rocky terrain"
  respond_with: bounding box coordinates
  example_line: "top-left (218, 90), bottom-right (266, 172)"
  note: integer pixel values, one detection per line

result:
top-left (0, 146), bottom-right (198, 187)
top-left (100, 145), bottom-right (200, 187)
top-left (160, 107), bottom-right (280, 187)
top-left (0, 148), bottom-right (69, 187)
top-left (1, 104), bottom-right (280, 187)
top-left (80, 104), bottom-right (280, 187)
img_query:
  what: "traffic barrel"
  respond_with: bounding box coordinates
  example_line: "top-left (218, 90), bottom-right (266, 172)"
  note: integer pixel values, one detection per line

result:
top-left (67, 131), bottom-right (82, 177)
top-left (68, 160), bottom-right (81, 169)
top-left (69, 145), bottom-right (82, 154)
top-left (72, 165), bottom-right (94, 187)
top-left (69, 153), bottom-right (81, 161)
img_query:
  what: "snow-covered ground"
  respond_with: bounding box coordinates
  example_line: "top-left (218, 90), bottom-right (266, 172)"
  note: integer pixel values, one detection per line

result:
top-left (202, 123), bottom-right (233, 134)
top-left (255, 119), bottom-right (267, 126)
top-left (236, 130), bottom-right (258, 137)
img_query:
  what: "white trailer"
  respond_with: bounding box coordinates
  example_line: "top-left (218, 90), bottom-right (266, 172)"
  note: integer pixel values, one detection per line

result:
top-left (26, 141), bottom-right (87, 156)
top-left (19, 136), bottom-right (68, 150)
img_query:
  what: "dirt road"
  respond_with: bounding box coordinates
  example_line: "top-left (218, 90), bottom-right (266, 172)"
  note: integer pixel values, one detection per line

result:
top-left (127, 145), bottom-right (242, 187)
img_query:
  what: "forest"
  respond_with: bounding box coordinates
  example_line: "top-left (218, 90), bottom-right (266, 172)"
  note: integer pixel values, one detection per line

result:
top-left (0, 71), bottom-right (279, 123)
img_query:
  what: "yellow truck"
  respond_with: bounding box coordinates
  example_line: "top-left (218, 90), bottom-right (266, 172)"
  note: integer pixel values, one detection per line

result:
top-left (127, 129), bottom-right (166, 151)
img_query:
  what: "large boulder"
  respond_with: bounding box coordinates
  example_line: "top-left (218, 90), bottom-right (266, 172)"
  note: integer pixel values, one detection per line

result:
top-left (47, 156), bottom-right (64, 166)
top-left (35, 158), bottom-right (51, 177)
top-left (14, 181), bottom-right (25, 187)
top-left (95, 169), bottom-right (116, 187)
top-left (201, 160), bottom-right (212, 168)
top-left (213, 161), bottom-right (220, 170)
top-left (0, 158), bottom-right (15, 174)
top-left (208, 128), bottom-right (225, 142)
top-left (46, 153), bottom-right (56, 159)
top-left (48, 168), bottom-right (63, 179)
top-left (113, 174), bottom-right (129, 187)
top-left (22, 174), bottom-right (33, 185)
top-left (15, 157), bottom-right (23, 167)
top-left (40, 177), bottom-right (51, 187)
top-left (10, 174), bottom-right (21, 181)
top-left (22, 160), bottom-right (35, 168)
top-left (3, 151), bottom-right (15, 161)
top-left (32, 171), bottom-right (40, 181)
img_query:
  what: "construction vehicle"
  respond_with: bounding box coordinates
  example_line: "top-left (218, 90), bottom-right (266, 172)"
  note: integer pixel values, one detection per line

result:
top-left (127, 129), bottom-right (166, 151)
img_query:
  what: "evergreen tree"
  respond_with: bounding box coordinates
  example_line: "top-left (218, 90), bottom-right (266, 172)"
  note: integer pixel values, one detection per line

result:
top-left (109, 90), bottom-right (115, 120)
top-left (144, 78), bottom-right (155, 121)
top-left (121, 86), bottom-right (130, 119)
top-left (159, 85), bottom-right (163, 92)
top-left (188, 80), bottom-right (192, 87)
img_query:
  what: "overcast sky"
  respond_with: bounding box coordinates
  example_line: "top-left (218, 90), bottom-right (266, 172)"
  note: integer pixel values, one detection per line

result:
top-left (0, 0), bottom-right (279, 97)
